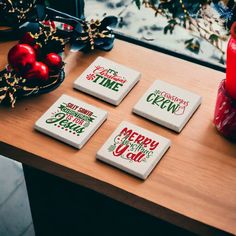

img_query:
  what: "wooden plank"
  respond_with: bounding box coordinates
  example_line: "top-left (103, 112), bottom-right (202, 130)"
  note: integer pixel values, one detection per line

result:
top-left (0, 39), bottom-right (235, 235)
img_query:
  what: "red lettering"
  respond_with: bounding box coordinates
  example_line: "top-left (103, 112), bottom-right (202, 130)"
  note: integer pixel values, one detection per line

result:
top-left (135, 135), bottom-right (145, 144)
top-left (113, 144), bottom-right (128, 157)
top-left (120, 127), bottom-right (132, 137)
top-left (143, 138), bottom-right (152, 147)
top-left (128, 132), bottom-right (138, 141)
top-left (150, 141), bottom-right (159, 151)
top-left (127, 152), bottom-right (145, 162)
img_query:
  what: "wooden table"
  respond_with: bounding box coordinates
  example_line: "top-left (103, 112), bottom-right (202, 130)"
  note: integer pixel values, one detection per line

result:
top-left (0, 40), bottom-right (235, 236)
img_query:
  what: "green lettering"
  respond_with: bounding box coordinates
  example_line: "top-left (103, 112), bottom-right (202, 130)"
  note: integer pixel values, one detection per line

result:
top-left (75, 127), bottom-right (85, 134)
top-left (167, 102), bottom-right (180, 113)
top-left (160, 99), bottom-right (171, 109)
top-left (99, 76), bottom-right (107, 85)
top-left (64, 121), bottom-right (77, 129)
top-left (146, 93), bottom-right (156, 102)
top-left (46, 113), bottom-right (65, 124)
top-left (93, 74), bottom-right (103, 83)
top-left (112, 82), bottom-right (123, 92)
top-left (152, 95), bottom-right (165, 106)
top-left (103, 79), bottom-right (116, 89)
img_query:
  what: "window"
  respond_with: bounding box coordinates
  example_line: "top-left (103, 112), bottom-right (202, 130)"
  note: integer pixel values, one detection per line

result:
top-left (84, 0), bottom-right (235, 71)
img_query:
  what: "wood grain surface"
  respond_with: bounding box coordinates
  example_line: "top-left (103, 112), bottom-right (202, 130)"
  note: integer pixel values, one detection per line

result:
top-left (0, 40), bottom-right (235, 235)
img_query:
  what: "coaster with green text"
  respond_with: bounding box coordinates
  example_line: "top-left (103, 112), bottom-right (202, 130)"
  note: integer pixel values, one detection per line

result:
top-left (35, 94), bottom-right (107, 149)
top-left (73, 57), bottom-right (141, 105)
top-left (133, 80), bottom-right (202, 132)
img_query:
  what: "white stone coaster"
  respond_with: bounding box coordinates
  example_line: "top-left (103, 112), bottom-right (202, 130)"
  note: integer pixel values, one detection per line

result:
top-left (35, 94), bottom-right (108, 149)
top-left (96, 121), bottom-right (171, 180)
top-left (133, 80), bottom-right (202, 132)
top-left (73, 56), bottom-right (141, 105)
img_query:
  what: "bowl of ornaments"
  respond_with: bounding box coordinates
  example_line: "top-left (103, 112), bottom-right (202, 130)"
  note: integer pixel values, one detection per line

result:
top-left (0, 24), bottom-right (66, 107)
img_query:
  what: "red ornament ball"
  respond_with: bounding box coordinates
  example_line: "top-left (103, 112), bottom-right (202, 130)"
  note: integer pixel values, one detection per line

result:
top-left (24, 61), bottom-right (49, 85)
top-left (8, 44), bottom-right (36, 73)
top-left (44, 53), bottom-right (63, 72)
top-left (20, 32), bottom-right (35, 46)
top-left (33, 44), bottom-right (41, 56)
top-left (20, 33), bottom-right (42, 56)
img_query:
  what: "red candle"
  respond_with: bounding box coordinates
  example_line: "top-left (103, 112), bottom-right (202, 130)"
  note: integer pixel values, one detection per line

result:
top-left (226, 22), bottom-right (236, 100)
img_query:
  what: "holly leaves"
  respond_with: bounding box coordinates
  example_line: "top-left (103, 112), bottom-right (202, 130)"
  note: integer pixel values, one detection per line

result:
top-left (108, 145), bottom-right (116, 152)
top-left (184, 38), bottom-right (200, 54)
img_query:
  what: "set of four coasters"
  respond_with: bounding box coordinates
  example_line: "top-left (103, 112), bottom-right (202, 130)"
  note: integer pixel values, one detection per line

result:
top-left (35, 56), bottom-right (202, 179)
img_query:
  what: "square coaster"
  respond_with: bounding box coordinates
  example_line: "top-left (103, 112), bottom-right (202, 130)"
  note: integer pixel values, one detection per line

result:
top-left (35, 94), bottom-right (107, 149)
top-left (96, 121), bottom-right (171, 180)
top-left (73, 56), bottom-right (141, 105)
top-left (133, 80), bottom-right (202, 132)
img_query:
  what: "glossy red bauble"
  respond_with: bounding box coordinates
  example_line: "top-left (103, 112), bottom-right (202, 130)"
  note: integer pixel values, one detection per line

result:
top-left (8, 44), bottom-right (36, 73)
top-left (20, 32), bottom-right (35, 46)
top-left (24, 62), bottom-right (49, 85)
top-left (44, 53), bottom-right (63, 72)
top-left (33, 44), bottom-right (41, 56)
top-left (20, 33), bottom-right (41, 56)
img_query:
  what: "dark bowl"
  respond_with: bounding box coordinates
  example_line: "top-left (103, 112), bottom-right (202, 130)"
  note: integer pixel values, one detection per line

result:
top-left (0, 66), bottom-right (65, 107)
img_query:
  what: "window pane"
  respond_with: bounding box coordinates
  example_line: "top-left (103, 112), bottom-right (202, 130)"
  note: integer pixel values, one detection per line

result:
top-left (84, 0), bottom-right (232, 69)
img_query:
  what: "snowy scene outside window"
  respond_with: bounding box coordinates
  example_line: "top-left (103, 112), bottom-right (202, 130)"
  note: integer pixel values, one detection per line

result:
top-left (85, 0), bottom-right (236, 69)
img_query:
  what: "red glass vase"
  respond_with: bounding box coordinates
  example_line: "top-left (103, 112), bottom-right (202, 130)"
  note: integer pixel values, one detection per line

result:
top-left (214, 79), bottom-right (236, 141)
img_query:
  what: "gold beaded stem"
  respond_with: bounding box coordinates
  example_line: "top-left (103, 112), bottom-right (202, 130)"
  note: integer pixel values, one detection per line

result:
top-left (179, 0), bottom-right (190, 19)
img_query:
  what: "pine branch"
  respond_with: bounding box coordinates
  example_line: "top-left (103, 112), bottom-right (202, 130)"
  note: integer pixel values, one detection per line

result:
top-left (141, 0), bottom-right (228, 62)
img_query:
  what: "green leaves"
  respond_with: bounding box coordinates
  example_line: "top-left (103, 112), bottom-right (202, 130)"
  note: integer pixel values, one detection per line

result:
top-left (134, 0), bottom-right (141, 9)
top-left (209, 34), bottom-right (219, 47)
top-left (164, 19), bottom-right (177, 34)
top-left (132, 0), bottom-right (227, 64)
top-left (108, 145), bottom-right (116, 152)
top-left (184, 38), bottom-right (200, 54)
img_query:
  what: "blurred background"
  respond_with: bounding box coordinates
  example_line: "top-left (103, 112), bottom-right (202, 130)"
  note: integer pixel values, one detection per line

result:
top-left (48, 0), bottom-right (234, 70)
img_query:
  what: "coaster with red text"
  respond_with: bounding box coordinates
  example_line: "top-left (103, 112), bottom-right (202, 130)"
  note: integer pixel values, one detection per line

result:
top-left (96, 121), bottom-right (171, 179)
top-left (73, 57), bottom-right (141, 105)
top-left (35, 94), bottom-right (107, 149)
top-left (133, 80), bottom-right (202, 132)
